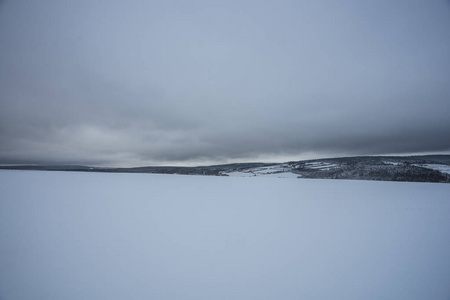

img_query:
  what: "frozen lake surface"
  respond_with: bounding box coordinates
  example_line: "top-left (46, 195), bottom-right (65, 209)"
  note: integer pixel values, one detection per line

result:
top-left (1, 170), bottom-right (450, 300)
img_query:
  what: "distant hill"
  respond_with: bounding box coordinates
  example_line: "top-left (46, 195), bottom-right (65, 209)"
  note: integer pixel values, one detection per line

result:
top-left (1, 155), bottom-right (449, 183)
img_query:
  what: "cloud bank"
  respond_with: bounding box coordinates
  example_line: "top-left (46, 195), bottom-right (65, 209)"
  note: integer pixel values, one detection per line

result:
top-left (1, 0), bottom-right (450, 166)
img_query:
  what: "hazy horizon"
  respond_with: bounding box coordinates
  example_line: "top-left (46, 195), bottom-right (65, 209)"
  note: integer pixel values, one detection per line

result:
top-left (1, 152), bottom-right (449, 168)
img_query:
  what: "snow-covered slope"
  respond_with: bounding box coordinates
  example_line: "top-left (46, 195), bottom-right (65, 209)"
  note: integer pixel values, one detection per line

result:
top-left (2, 155), bottom-right (449, 183)
top-left (222, 164), bottom-right (299, 178)
top-left (221, 157), bottom-right (450, 182)
top-left (413, 164), bottom-right (450, 175)
top-left (1, 170), bottom-right (450, 300)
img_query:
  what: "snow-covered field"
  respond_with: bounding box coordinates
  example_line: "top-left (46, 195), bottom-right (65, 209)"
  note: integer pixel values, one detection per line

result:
top-left (223, 164), bottom-right (299, 178)
top-left (414, 164), bottom-right (450, 175)
top-left (303, 161), bottom-right (339, 170)
top-left (1, 170), bottom-right (450, 300)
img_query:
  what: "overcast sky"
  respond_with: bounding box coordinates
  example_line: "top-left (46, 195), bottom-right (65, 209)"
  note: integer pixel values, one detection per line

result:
top-left (1, 0), bottom-right (450, 166)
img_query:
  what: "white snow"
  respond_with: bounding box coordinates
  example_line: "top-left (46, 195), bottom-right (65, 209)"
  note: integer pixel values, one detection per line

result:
top-left (413, 164), bottom-right (450, 175)
top-left (304, 162), bottom-right (339, 170)
top-left (222, 171), bottom-right (256, 177)
top-left (222, 164), bottom-right (297, 177)
top-left (1, 170), bottom-right (450, 300)
top-left (256, 171), bottom-right (299, 178)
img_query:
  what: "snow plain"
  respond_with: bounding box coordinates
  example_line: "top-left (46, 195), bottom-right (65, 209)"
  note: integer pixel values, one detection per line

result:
top-left (1, 170), bottom-right (450, 300)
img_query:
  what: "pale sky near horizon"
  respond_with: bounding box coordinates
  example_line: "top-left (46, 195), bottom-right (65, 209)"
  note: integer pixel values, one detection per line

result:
top-left (1, 0), bottom-right (450, 166)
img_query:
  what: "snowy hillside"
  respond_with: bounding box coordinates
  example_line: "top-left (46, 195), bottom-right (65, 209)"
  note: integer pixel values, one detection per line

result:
top-left (1, 170), bottom-right (450, 300)
top-left (223, 164), bottom-right (299, 178)
top-left (222, 156), bottom-right (450, 183)
top-left (413, 164), bottom-right (450, 175)
top-left (2, 155), bottom-right (449, 183)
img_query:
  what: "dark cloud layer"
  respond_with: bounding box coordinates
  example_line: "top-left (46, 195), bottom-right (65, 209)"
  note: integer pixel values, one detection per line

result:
top-left (1, 0), bottom-right (450, 166)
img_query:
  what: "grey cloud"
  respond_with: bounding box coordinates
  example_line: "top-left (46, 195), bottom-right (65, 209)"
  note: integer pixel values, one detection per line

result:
top-left (1, 0), bottom-right (450, 166)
